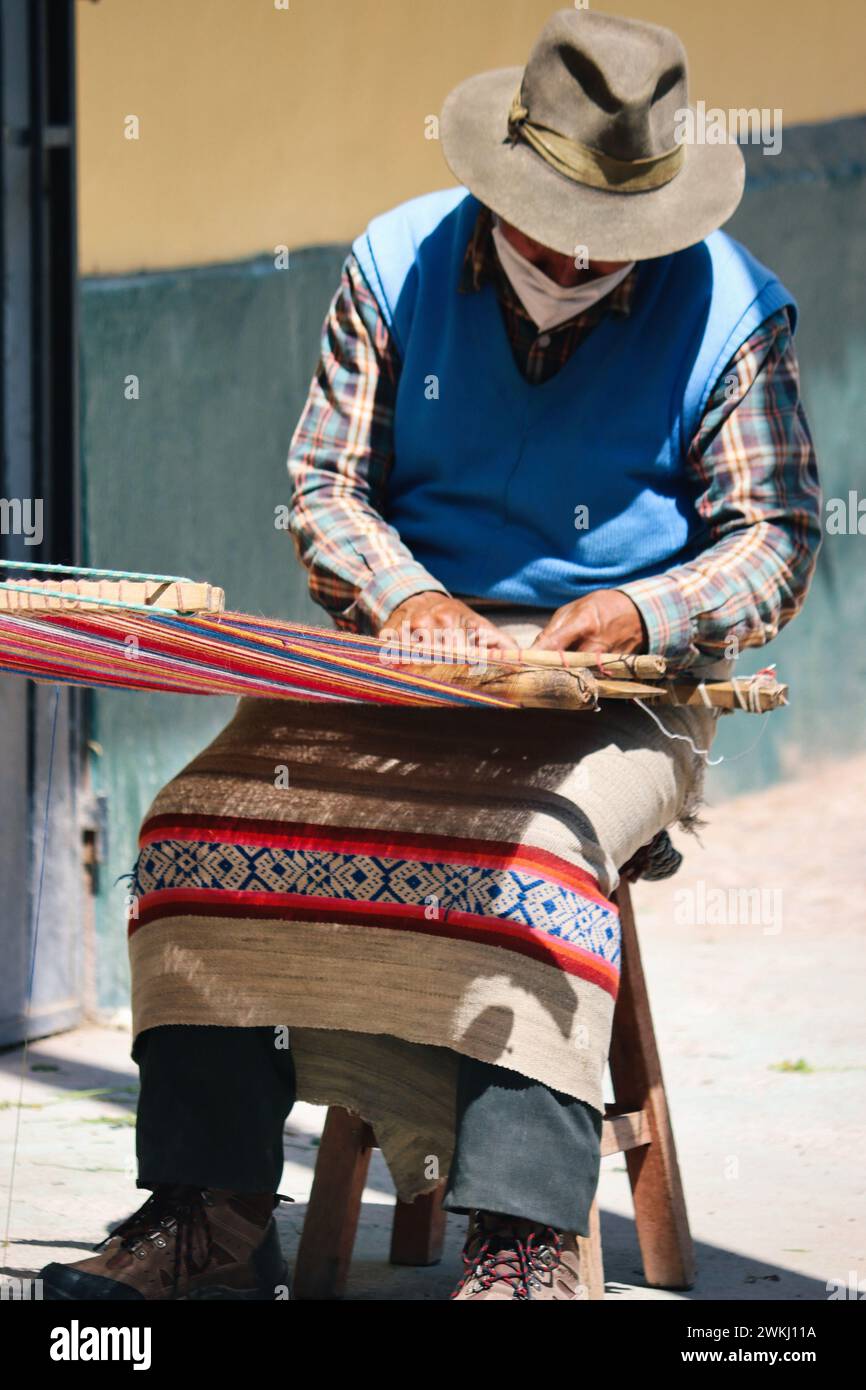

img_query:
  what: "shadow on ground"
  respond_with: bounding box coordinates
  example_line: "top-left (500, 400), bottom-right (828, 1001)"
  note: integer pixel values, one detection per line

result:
top-left (1, 1033), bottom-right (836, 1301)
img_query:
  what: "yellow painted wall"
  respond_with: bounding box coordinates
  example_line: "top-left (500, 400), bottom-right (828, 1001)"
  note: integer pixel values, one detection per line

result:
top-left (77, 0), bottom-right (866, 274)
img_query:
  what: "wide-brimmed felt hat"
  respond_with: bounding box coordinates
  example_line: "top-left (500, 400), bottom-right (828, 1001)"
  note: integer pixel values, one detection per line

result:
top-left (440, 8), bottom-right (745, 261)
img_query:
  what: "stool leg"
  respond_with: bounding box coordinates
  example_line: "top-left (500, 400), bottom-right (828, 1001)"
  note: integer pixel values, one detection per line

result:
top-left (575, 1199), bottom-right (605, 1300)
top-left (390, 1182), bottom-right (447, 1266)
top-left (293, 1107), bottom-right (373, 1300)
top-left (609, 881), bottom-right (696, 1289)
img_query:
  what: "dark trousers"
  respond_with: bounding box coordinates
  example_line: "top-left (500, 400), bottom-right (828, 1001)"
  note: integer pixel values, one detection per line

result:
top-left (134, 1026), bottom-right (602, 1235)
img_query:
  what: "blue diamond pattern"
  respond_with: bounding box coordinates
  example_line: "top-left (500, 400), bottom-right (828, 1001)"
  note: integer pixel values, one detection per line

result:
top-left (133, 836), bottom-right (620, 965)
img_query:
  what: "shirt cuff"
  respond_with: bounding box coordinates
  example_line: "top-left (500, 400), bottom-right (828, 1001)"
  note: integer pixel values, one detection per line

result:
top-left (348, 562), bottom-right (449, 633)
top-left (617, 573), bottom-right (700, 671)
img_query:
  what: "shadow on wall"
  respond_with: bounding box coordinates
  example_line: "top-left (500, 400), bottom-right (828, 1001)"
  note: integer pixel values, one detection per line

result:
top-left (80, 115), bottom-right (866, 1009)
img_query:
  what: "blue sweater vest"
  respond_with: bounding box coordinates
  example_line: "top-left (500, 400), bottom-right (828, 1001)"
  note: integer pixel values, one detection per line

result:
top-left (353, 189), bottom-right (796, 606)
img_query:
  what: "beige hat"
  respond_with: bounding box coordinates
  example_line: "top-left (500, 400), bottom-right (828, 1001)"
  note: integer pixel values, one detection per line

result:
top-left (440, 8), bottom-right (745, 261)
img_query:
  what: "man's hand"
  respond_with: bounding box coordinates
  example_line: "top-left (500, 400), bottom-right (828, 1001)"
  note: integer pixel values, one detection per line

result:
top-left (530, 589), bottom-right (647, 656)
top-left (378, 592), bottom-right (504, 659)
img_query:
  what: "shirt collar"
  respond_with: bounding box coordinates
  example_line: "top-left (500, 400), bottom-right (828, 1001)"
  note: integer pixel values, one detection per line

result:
top-left (459, 204), bottom-right (637, 319)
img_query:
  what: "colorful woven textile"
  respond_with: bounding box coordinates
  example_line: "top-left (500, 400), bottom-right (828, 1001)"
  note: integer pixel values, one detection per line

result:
top-left (126, 657), bottom-right (714, 1208)
top-left (133, 816), bottom-right (621, 993)
top-left (0, 607), bottom-right (512, 708)
top-left (128, 697), bottom-right (629, 1126)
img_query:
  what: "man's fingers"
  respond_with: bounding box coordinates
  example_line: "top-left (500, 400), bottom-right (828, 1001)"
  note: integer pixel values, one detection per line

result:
top-left (398, 602), bottom-right (505, 658)
top-left (530, 611), bottom-right (592, 652)
top-left (474, 616), bottom-right (509, 644)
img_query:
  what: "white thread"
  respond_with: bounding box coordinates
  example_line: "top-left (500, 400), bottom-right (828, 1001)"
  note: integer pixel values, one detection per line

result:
top-left (634, 698), bottom-right (725, 764)
top-left (633, 697), bottom-right (774, 767)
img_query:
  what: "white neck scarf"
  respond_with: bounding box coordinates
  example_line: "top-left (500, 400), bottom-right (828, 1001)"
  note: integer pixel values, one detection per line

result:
top-left (490, 217), bottom-right (635, 332)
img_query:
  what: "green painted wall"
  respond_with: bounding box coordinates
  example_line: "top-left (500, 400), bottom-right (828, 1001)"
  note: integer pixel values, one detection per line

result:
top-left (709, 117), bottom-right (866, 793)
top-left (81, 117), bottom-right (866, 1008)
top-left (81, 249), bottom-right (338, 1007)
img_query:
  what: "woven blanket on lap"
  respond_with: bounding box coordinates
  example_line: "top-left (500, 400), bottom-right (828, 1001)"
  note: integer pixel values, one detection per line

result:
top-left (128, 664), bottom-right (714, 1197)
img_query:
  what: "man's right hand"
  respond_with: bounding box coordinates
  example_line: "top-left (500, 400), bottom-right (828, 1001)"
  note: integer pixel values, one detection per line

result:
top-left (377, 591), bottom-right (504, 661)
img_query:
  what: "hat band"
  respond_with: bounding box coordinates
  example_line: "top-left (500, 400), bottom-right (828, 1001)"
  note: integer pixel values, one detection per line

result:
top-left (508, 92), bottom-right (685, 193)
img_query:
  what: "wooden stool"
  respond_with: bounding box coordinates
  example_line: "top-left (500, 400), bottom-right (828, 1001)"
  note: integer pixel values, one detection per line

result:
top-left (293, 880), bottom-right (694, 1299)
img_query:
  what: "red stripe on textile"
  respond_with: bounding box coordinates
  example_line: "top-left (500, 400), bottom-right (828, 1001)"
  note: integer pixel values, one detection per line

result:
top-left (138, 813), bottom-right (616, 911)
top-left (130, 888), bottom-right (619, 997)
top-left (0, 608), bottom-right (515, 709)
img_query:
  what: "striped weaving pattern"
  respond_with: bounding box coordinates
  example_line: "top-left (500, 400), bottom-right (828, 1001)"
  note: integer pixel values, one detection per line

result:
top-left (0, 608), bottom-right (514, 709)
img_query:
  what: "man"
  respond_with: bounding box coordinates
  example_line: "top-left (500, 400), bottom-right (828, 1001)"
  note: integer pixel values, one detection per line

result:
top-left (42, 9), bottom-right (820, 1301)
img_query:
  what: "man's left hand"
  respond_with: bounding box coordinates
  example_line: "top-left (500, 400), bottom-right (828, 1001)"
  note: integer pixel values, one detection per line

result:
top-left (530, 589), bottom-right (647, 655)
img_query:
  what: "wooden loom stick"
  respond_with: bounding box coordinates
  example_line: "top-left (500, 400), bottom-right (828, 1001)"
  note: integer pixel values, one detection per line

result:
top-left (665, 677), bottom-right (788, 713)
top-left (0, 578), bottom-right (225, 614)
top-left (483, 649), bottom-right (667, 679)
top-left (411, 666), bottom-right (787, 712)
top-left (398, 662), bottom-right (599, 709)
top-left (590, 675), bottom-right (788, 713)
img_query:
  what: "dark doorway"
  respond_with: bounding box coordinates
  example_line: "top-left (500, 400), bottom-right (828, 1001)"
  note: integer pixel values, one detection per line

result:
top-left (0, 0), bottom-right (82, 1045)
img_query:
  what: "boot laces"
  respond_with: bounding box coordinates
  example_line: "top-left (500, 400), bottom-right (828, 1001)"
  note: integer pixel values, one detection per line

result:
top-left (452, 1214), bottom-right (563, 1298)
top-left (96, 1186), bottom-right (214, 1296)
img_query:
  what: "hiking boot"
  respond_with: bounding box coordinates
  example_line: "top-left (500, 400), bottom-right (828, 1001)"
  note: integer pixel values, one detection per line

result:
top-left (451, 1211), bottom-right (585, 1300)
top-left (40, 1186), bottom-right (289, 1301)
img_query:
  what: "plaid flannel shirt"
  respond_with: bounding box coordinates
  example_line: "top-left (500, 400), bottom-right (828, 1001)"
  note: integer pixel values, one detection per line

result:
top-left (288, 206), bottom-right (821, 668)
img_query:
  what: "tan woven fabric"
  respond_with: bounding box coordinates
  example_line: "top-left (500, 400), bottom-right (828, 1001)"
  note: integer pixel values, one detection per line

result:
top-left (129, 616), bottom-right (717, 1199)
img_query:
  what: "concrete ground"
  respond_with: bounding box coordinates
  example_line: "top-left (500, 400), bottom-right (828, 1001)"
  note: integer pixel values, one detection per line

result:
top-left (2, 753), bottom-right (864, 1301)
